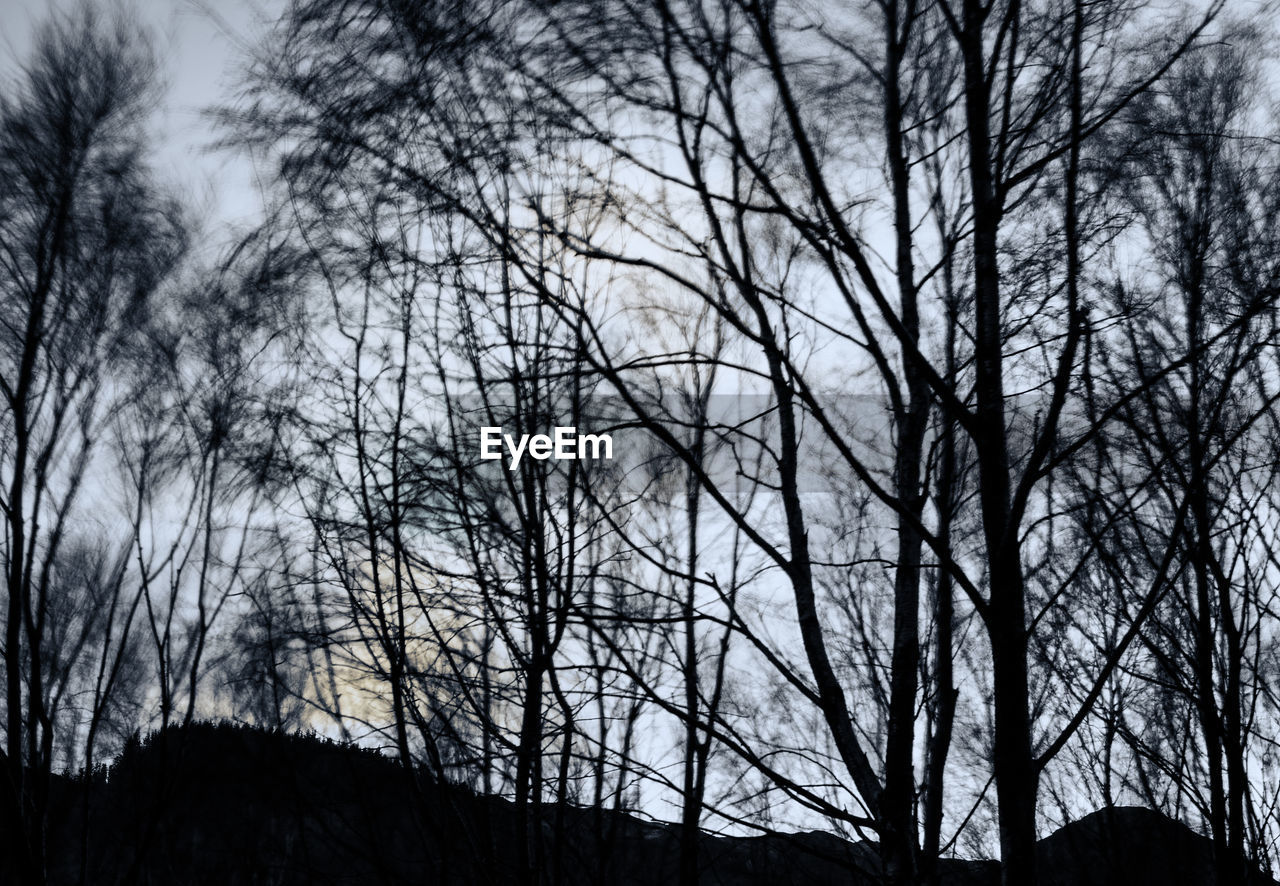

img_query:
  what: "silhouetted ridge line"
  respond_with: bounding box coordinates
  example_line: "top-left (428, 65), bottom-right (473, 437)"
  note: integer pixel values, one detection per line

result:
top-left (44, 724), bottom-right (1276, 886)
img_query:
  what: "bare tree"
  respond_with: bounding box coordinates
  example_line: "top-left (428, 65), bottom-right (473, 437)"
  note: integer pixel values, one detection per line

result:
top-left (1096, 32), bottom-right (1280, 883)
top-left (0, 7), bottom-right (187, 881)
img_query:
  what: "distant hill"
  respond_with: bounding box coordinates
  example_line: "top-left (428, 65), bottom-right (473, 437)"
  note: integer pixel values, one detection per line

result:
top-left (38, 723), bottom-right (1276, 885)
top-left (1034, 804), bottom-right (1277, 886)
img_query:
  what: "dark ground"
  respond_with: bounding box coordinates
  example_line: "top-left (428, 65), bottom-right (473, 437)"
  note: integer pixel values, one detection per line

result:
top-left (38, 723), bottom-right (1277, 885)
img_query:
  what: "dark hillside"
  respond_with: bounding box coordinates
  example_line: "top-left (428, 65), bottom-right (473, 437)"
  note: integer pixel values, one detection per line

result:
top-left (41, 725), bottom-right (1274, 886)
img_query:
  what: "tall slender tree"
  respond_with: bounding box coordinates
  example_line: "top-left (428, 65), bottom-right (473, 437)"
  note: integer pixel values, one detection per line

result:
top-left (0, 7), bottom-right (185, 881)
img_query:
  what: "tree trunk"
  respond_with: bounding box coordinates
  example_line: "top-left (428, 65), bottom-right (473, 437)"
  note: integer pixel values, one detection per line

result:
top-left (961, 0), bottom-right (1039, 880)
top-left (881, 1), bottom-right (927, 881)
